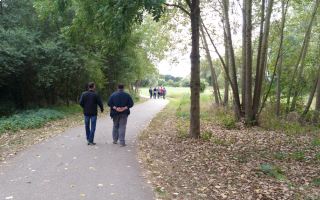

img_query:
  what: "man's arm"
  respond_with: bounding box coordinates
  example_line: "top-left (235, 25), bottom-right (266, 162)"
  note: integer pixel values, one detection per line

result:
top-left (96, 93), bottom-right (104, 112)
top-left (126, 95), bottom-right (134, 109)
top-left (79, 93), bottom-right (84, 108)
top-left (107, 94), bottom-right (117, 110)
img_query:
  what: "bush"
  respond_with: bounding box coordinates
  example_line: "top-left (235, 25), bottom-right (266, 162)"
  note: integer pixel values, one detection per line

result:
top-left (173, 82), bottom-right (180, 87)
top-left (0, 109), bottom-right (64, 134)
top-left (200, 79), bottom-right (209, 92)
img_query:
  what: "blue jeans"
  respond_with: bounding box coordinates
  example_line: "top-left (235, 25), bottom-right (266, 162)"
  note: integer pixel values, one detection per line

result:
top-left (149, 93), bottom-right (152, 99)
top-left (153, 93), bottom-right (156, 99)
top-left (112, 114), bottom-right (128, 145)
top-left (85, 115), bottom-right (97, 143)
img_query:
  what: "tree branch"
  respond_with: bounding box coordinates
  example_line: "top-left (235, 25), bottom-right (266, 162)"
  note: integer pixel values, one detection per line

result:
top-left (164, 3), bottom-right (191, 16)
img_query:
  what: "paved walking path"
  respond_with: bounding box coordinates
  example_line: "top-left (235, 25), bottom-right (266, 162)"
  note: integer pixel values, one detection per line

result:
top-left (0, 97), bottom-right (168, 200)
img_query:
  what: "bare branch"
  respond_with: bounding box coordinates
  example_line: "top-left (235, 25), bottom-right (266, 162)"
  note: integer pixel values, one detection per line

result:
top-left (164, 3), bottom-right (191, 16)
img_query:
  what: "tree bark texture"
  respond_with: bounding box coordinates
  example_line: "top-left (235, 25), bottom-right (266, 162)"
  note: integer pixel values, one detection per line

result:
top-left (287, 0), bottom-right (320, 112)
top-left (252, 0), bottom-right (274, 119)
top-left (241, 0), bottom-right (247, 110)
top-left (200, 24), bottom-right (220, 105)
top-left (189, 0), bottom-right (201, 139)
top-left (222, 0), bottom-right (241, 119)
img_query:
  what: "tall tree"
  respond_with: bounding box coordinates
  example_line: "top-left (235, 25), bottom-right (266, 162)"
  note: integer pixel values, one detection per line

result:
top-left (276, 0), bottom-right (286, 116)
top-left (241, 0), bottom-right (247, 110)
top-left (252, 0), bottom-right (275, 119)
top-left (222, 0), bottom-right (241, 119)
top-left (189, 0), bottom-right (201, 138)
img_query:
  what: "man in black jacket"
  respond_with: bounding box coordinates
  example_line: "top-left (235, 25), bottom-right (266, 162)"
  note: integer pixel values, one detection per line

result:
top-left (79, 82), bottom-right (104, 145)
top-left (108, 84), bottom-right (134, 147)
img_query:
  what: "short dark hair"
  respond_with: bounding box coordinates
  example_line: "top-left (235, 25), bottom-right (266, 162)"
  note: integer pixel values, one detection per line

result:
top-left (88, 82), bottom-right (95, 89)
top-left (118, 84), bottom-right (124, 89)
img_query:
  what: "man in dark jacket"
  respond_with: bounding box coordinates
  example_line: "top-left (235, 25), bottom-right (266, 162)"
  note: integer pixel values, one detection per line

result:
top-left (149, 87), bottom-right (153, 99)
top-left (79, 82), bottom-right (104, 145)
top-left (108, 84), bottom-right (134, 147)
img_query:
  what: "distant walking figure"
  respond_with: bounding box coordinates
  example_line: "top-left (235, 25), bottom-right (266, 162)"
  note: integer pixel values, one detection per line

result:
top-left (163, 87), bottom-right (167, 99)
top-left (153, 87), bottom-right (157, 99)
top-left (149, 87), bottom-right (153, 99)
top-left (79, 82), bottom-right (104, 145)
top-left (108, 84), bottom-right (134, 147)
top-left (161, 87), bottom-right (163, 97)
top-left (157, 87), bottom-right (161, 99)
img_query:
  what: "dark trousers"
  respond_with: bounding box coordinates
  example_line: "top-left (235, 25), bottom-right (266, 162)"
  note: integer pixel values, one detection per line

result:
top-left (157, 93), bottom-right (160, 98)
top-left (112, 114), bottom-right (128, 145)
top-left (149, 92), bottom-right (152, 99)
top-left (85, 115), bottom-right (97, 143)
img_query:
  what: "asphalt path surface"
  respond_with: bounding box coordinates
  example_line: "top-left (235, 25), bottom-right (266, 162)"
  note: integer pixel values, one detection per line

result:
top-left (0, 96), bottom-right (168, 200)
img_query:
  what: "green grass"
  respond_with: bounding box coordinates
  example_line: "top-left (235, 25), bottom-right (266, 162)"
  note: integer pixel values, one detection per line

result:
top-left (139, 87), bottom-right (215, 102)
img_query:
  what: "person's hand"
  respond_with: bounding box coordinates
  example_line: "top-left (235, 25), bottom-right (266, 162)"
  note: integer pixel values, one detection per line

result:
top-left (116, 107), bottom-right (125, 112)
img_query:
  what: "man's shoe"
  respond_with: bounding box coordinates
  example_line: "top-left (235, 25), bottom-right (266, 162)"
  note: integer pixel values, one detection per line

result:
top-left (89, 142), bottom-right (96, 146)
top-left (120, 144), bottom-right (126, 147)
top-left (113, 142), bottom-right (118, 144)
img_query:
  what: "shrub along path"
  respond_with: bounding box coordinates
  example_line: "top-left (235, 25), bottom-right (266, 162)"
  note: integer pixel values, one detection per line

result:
top-left (0, 97), bottom-right (168, 200)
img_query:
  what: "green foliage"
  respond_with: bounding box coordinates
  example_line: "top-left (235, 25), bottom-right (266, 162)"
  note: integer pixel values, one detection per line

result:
top-left (158, 79), bottom-right (166, 86)
top-left (202, 130), bottom-right (213, 140)
top-left (257, 164), bottom-right (286, 180)
top-left (0, 109), bottom-right (64, 134)
top-left (200, 79), bottom-right (209, 92)
top-left (311, 136), bottom-right (320, 146)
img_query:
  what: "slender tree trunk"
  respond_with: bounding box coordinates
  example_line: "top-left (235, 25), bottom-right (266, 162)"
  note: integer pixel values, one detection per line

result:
top-left (222, 0), bottom-right (241, 119)
top-left (200, 24), bottom-right (220, 105)
top-left (202, 21), bottom-right (240, 115)
top-left (287, 0), bottom-right (320, 112)
top-left (301, 65), bottom-right (320, 118)
top-left (276, 0), bottom-right (285, 116)
top-left (314, 67), bottom-right (320, 123)
top-left (244, 0), bottom-right (253, 120)
top-left (241, 0), bottom-right (247, 110)
top-left (252, 0), bottom-right (274, 119)
top-left (189, 0), bottom-right (201, 139)
top-left (224, 31), bottom-right (230, 105)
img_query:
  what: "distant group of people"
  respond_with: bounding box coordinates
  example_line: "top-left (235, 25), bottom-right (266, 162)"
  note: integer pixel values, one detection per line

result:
top-left (149, 86), bottom-right (167, 99)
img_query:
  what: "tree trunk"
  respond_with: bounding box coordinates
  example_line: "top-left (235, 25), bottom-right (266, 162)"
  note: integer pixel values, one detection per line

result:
top-left (224, 30), bottom-right (230, 106)
top-left (244, 0), bottom-right (253, 121)
top-left (222, 0), bottom-right (241, 119)
top-left (276, 0), bottom-right (285, 116)
top-left (313, 66), bottom-right (320, 123)
top-left (252, 0), bottom-right (274, 119)
top-left (241, 0), bottom-right (247, 110)
top-left (301, 65), bottom-right (320, 118)
top-left (200, 23), bottom-right (220, 105)
top-left (202, 21), bottom-right (240, 116)
top-left (189, 0), bottom-right (201, 139)
top-left (287, 0), bottom-right (320, 112)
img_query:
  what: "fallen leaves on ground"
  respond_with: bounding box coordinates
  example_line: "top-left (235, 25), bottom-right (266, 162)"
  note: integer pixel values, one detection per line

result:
top-left (138, 104), bottom-right (320, 200)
